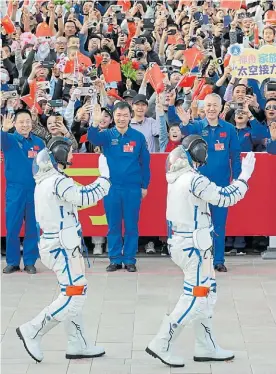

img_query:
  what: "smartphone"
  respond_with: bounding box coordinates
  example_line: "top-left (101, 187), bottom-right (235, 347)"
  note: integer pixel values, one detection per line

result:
top-left (194, 11), bottom-right (204, 25)
top-left (41, 61), bottom-right (55, 68)
top-left (111, 5), bottom-right (123, 12)
top-left (230, 102), bottom-right (243, 110)
top-left (143, 18), bottom-right (155, 30)
top-left (48, 99), bottom-right (63, 107)
top-left (246, 86), bottom-right (253, 96)
top-left (79, 87), bottom-right (96, 96)
top-left (175, 44), bottom-right (186, 50)
top-left (223, 15), bottom-right (232, 27)
top-left (167, 29), bottom-right (177, 35)
top-left (55, 116), bottom-right (63, 123)
top-left (267, 82), bottom-right (276, 91)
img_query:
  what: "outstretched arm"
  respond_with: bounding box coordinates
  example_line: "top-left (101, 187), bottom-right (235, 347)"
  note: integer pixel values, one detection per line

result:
top-left (191, 153), bottom-right (256, 207)
top-left (54, 155), bottom-right (110, 207)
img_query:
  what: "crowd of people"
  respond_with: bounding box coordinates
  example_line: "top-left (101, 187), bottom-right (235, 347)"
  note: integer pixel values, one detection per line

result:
top-left (1, 0), bottom-right (276, 274)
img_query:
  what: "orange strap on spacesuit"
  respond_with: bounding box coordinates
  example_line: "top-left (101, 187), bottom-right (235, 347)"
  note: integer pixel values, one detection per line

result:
top-left (66, 285), bottom-right (85, 296)
top-left (193, 286), bottom-right (210, 297)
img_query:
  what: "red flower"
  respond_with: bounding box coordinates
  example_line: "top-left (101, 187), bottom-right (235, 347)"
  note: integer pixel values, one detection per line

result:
top-left (132, 61), bottom-right (139, 70)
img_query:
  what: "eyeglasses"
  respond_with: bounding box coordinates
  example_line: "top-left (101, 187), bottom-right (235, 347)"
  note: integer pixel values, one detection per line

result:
top-left (265, 105), bottom-right (276, 110)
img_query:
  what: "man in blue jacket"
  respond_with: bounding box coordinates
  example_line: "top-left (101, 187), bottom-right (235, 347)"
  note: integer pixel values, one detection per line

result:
top-left (170, 94), bottom-right (241, 272)
top-left (1, 109), bottom-right (45, 274)
top-left (88, 101), bottom-right (150, 272)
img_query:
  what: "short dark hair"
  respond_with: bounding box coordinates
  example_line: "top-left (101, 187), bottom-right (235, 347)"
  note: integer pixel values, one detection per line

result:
top-left (3, 44), bottom-right (11, 53)
top-left (263, 25), bottom-right (276, 36)
top-left (233, 84), bottom-right (247, 92)
top-left (265, 98), bottom-right (276, 105)
top-left (113, 101), bottom-right (132, 114)
top-left (14, 108), bottom-right (32, 121)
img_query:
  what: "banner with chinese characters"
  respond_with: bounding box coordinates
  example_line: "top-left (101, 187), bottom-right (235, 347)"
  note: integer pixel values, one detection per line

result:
top-left (230, 45), bottom-right (276, 81)
top-left (1, 153), bottom-right (276, 236)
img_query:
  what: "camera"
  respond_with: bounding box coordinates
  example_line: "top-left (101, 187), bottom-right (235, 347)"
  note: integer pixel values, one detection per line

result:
top-left (167, 29), bottom-right (177, 35)
top-left (134, 37), bottom-right (147, 44)
top-left (104, 33), bottom-right (113, 39)
top-left (135, 50), bottom-right (145, 59)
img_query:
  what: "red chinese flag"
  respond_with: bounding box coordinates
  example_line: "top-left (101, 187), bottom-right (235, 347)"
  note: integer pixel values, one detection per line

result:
top-left (21, 94), bottom-right (43, 114)
top-left (224, 54), bottom-right (231, 68)
top-left (183, 46), bottom-right (203, 69)
top-left (167, 35), bottom-right (177, 45)
top-left (220, 0), bottom-right (242, 10)
top-left (127, 21), bottom-right (136, 39)
top-left (80, 134), bottom-right (88, 144)
top-left (77, 52), bottom-right (92, 67)
top-left (29, 79), bottom-right (37, 98)
top-left (146, 64), bottom-right (165, 94)
top-left (102, 60), bottom-right (122, 83)
top-left (63, 60), bottom-right (76, 74)
top-left (192, 78), bottom-right (206, 100)
top-left (107, 88), bottom-right (123, 101)
top-left (95, 54), bottom-right (103, 67)
top-left (118, 0), bottom-right (131, 11)
top-left (1, 15), bottom-right (16, 34)
top-left (197, 85), bottom-right (213, 100)
top-left (178, 75), bottom-right (196, 88)
top-left (265, 10), bottom-right (276, 24)
top-left (36, 22), bottom-right (54, 37)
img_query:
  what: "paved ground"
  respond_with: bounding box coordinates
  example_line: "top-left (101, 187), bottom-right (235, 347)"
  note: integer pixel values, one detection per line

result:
top-left (1, 256), bottom-right (276, 374)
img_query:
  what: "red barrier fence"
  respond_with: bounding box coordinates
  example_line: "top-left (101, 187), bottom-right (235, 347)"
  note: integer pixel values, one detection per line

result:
top-left (1, 153), bottom-right (276, 236)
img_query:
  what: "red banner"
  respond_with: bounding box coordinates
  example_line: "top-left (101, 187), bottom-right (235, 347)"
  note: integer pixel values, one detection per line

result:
top-left (1, 153), bottom-right (276, 236)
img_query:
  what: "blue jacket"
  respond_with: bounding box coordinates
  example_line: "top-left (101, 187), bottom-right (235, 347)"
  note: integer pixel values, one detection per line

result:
top-left (236, 119), bottom-right (268, 152)
top-left (167, 106), bottom-right (241, 185)
top-left (88, 126), bottom-right (150, 189)
top-left (267, 138), bottom-right (276, 154)
top-left (1, 130), bottom-right (45, 189)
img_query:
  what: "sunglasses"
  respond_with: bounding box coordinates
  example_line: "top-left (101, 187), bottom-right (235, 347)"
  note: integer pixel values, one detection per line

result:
top-left (265, 105), bottom-right (276, 110)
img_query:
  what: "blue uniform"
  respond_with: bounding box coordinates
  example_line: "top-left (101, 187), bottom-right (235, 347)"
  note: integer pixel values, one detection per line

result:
top-left (168, 105), bottom-right (241, 266)
top-left (1, 130), bottom-right (45, 267)
top-left (235, 119), bottom-right (268, 151)
top-left (88, 126), bottom-right (150, 265)
top-left (267, 138), bottom-right (276, 154)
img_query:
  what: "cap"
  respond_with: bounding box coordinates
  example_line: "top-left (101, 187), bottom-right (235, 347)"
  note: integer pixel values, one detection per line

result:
top-left (123, 89), bottom-right (137, 99)
top-left (101, 107), bottom-right (113, 118)
top-left (132, 94), bottom-right (148, 105)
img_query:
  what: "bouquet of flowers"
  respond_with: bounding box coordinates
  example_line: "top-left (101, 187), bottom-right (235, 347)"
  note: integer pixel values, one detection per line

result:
top-left (120, 56), bottom-right (139, 81)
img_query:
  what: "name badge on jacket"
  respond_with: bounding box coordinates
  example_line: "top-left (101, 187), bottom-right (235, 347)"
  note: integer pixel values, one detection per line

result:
top-left (123, 145), bottom-right (134, 153)
top-left (214, 142), bottom-right (225, 151)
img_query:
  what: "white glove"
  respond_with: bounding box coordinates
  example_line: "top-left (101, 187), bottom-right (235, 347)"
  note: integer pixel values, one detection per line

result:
top-left (98, 154), bottom-right (110, 179)
top-left (238, 152), bottom-right (256, 182)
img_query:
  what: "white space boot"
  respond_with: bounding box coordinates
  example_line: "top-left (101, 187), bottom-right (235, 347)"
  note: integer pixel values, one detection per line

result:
top-left (65, 315), bottom-right (105, 359)
top-left (145, 315), bottom-right (185, 367)
top-left (193, 317), bottom-right (234, 362)
top-left (16, 308), bottom-right (59, 362)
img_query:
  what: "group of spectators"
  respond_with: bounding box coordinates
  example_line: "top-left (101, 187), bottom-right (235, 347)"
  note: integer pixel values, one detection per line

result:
top-left (1, 0), bottom-right (276, 273)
